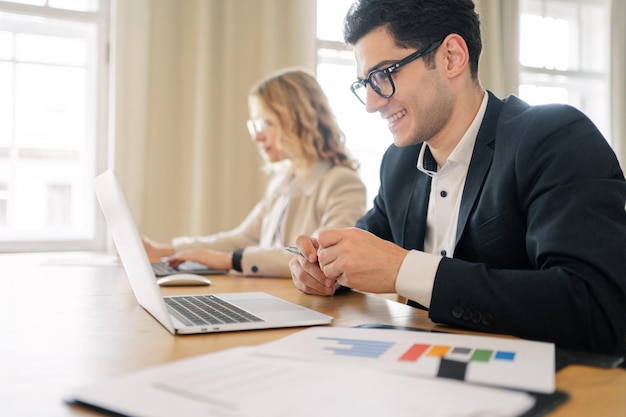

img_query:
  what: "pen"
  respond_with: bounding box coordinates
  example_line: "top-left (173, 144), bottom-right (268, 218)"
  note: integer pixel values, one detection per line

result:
top-left (285, 246), bottom-right (304, 257)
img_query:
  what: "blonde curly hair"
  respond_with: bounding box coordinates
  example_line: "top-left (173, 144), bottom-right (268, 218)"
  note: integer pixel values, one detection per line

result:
top-left (249, 68), bottom-right (358, 174)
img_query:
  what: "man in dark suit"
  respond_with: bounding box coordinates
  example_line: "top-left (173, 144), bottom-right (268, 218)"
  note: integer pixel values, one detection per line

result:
top-left (289, 0), bottom-right (626, 355)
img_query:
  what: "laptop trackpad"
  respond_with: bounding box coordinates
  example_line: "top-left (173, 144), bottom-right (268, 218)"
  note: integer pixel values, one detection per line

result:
top-left (236, 298), bottom-right (304, 313)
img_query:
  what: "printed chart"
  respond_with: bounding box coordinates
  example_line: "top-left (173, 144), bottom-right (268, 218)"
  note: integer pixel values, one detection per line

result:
top-left (318, 336), bottom-right (517, 380)
top-left (257, 326), bottom-right (555, 393)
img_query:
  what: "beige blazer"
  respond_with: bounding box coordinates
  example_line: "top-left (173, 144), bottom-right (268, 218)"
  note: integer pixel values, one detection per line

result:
top-left (172, 161), bottom-right (367, 277)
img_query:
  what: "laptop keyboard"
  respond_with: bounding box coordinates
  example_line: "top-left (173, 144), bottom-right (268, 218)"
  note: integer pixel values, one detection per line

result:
top-left (151, 261), bottom-right (225, 277)
top-left (152, 261), bottom-right (178, 276)
top-left (164, 295), bottom-right (264, 326)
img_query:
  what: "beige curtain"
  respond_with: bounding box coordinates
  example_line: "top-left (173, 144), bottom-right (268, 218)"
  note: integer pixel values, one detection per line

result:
top-left (474, 0), bottom-right (520, 97)
top-left (111, 0), bottom-right (317, 242)
top-left (611, 0), bottom-right (626, 169)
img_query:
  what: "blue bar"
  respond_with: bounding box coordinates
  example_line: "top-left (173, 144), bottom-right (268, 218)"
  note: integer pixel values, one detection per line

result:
top-left (494, 351), bottom-right (516, 361)
top-left (317, 337), bottom-right (395, 358)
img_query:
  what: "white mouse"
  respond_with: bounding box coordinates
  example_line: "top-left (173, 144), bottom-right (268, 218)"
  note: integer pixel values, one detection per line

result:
top-left (156, 274), bottom-right (212, 287)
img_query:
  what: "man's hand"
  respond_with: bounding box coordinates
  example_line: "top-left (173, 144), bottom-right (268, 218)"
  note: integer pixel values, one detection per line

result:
top-left (290, 228), bottom-right (408, 295)
top-left (289, 235), bottom-right (337, 295)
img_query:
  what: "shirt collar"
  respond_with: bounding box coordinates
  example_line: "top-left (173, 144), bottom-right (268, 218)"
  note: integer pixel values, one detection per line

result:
top-left (417, 91), bottom-right (489, 175)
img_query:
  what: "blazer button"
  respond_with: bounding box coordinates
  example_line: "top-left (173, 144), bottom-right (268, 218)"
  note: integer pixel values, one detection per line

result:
top-left (452, 305), bottom-right (464, 319)
top-left (462, 308), bottom-right (473, 321)
top-left (482, 313), bottom-right (494, 326)
top-left (472, 311), bottom-right (483, 324)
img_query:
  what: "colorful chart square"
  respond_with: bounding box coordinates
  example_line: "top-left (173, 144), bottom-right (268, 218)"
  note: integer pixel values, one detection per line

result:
top-left (494, 351), bottom-right (516, 361)
top-left (427, 345), bottom-right (451, 357)
top-left (470, 349), bottom-right (493, 362)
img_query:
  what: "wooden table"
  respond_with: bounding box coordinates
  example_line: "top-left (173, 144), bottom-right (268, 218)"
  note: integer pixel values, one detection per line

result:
top-left (0, 252), bottom-right (624, 416)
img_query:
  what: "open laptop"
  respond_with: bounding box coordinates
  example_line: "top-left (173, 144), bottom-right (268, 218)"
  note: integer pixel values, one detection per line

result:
top-left (93, 169), bottom-right (332, 334)
top-left (150, 259), bottom-right (227, 277)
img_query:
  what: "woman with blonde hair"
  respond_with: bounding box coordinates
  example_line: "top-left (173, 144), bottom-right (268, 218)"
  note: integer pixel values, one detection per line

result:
top-left (143, 68), bottom-right (366, 277)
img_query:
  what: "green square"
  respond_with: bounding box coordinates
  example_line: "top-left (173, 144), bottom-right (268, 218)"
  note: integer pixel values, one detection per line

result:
top-left (470, 349), bottom-right (493, 362)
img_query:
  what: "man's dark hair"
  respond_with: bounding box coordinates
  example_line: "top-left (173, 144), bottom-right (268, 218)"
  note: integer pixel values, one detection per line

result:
top-left (343, 0), bottom-right (482, 78)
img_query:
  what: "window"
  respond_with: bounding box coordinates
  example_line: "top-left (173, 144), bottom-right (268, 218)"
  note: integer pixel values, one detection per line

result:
top-left (0, 182), bottom-right (7, 225)
top-left (519, 0), bottom-right (611, 141)
top-left (316, 0), bottom-right (392, 208)
top-left (315, 0), bottom-right (613, 204)
top-left (0, 0), bottom-right (109, 252)
top-left (46, 183), bottom-right (72, 226)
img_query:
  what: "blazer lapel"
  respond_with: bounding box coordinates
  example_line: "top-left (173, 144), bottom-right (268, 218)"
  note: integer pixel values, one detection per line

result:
top-left (403, 168), bottom-right (431, 250)
top-left (455, 93), bottom-right (502, 245)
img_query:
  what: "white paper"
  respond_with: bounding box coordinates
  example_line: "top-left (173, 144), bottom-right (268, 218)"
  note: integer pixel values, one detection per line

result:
top-left (255, 326), bottom-right (555, 393)
top-left (70, 347), bottom-right (536, 417)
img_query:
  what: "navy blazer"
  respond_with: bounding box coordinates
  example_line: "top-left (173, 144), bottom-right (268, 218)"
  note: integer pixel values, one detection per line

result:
top-left (357, 92), bottom-right (626, 355)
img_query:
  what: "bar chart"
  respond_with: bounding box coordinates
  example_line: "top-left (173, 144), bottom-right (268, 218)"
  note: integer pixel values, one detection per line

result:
top-left (318, 336), bottom-right (517, 364)
top-left (257, 327), bottom-right (555, 393)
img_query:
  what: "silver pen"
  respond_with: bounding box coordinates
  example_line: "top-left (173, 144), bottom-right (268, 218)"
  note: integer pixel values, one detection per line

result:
top-left (285, 246), bottom-right (304, 257)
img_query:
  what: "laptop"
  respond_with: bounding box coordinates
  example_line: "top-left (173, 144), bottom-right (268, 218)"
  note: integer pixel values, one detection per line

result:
top-left (150, 259), bottom-right (227, 277)
top-left (93, 169), bottom-right (333, 334)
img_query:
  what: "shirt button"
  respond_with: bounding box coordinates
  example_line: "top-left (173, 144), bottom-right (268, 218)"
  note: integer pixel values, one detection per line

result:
top-left (251, 266), bottom-right (258, 273)
top-left (440, 250), bottom-right (447, 257)
top-left (440, 190), bottom-right (448, 197)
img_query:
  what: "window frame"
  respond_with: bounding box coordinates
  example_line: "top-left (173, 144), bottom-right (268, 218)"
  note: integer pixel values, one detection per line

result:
top-left (518, 0), bottom-right (612, 141)
top-left (0, 0), bottom-right (110, 252)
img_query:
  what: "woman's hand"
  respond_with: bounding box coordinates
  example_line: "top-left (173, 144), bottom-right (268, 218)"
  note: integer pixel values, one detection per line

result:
top-left (167, 249), bottom-right (232, 271)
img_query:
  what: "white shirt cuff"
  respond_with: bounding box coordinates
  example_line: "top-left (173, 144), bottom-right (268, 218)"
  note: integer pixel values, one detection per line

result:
top-left (396, 250), bottom-right (441, 308)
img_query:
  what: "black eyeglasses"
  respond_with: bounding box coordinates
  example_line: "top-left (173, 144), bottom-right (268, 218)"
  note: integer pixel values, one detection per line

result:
top-left (350, 39), bottom-right (443, 105)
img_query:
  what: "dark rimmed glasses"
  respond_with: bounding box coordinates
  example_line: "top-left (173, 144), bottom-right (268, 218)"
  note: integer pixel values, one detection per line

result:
top-left (350, 39), bottom-right (443, 105)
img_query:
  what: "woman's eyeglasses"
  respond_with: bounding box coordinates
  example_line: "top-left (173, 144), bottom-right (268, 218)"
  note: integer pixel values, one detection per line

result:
top-left (247, 119), bottom-right (267, 136)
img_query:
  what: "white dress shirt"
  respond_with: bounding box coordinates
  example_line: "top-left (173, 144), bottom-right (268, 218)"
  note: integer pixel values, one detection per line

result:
top-left (395, 92), bottom-right (488, 307)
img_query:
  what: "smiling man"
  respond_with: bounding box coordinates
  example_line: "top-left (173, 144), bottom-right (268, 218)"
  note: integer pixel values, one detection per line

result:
top-left (289, 0), bottom-right (626, 355)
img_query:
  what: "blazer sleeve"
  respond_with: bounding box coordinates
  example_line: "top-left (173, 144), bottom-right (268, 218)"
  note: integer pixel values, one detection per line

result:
top-left (172, 199), bottom-right (265, 252)
top-left (176, 166), bottom-right (366, 278)
top-left (310, 166), bottom-right (367, 234)
top-left (357, 144), bottom-right (427, 250)
top-left (356, 147), bottom-right (395, 238)
top-left (236, 166), bottom-right (366, 278)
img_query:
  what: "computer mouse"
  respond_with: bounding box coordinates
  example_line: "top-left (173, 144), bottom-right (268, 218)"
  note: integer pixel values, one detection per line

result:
top-left (156, 274), bottom-right (212, 287)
